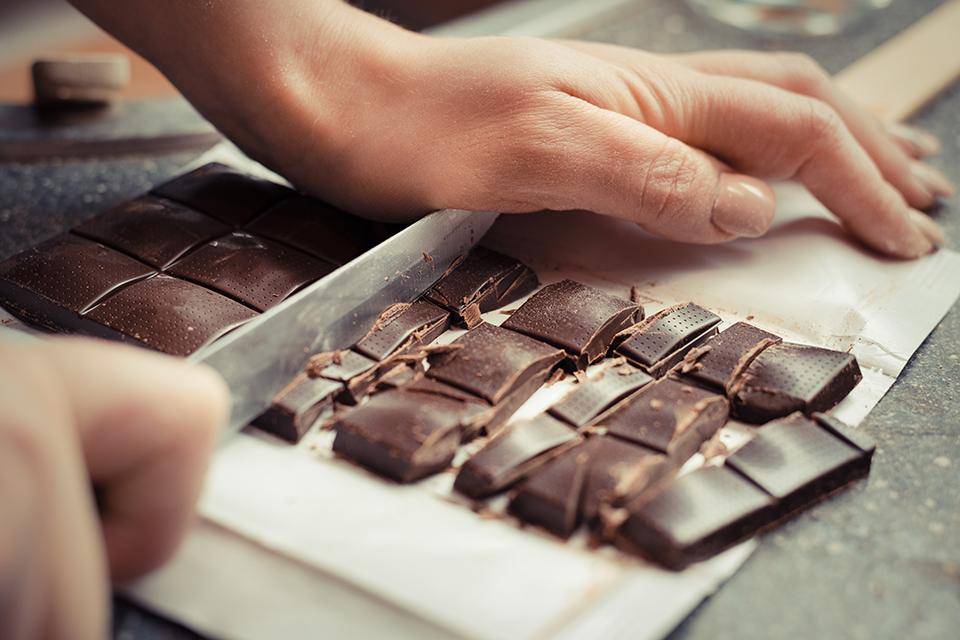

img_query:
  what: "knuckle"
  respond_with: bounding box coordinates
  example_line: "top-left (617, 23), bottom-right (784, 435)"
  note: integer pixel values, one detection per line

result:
top-left (775, 51), bottom-right (830, 96)
top-left (639, 138), bottom-right (702, 224)
top-left (800, 98), bottom-right (844, 149)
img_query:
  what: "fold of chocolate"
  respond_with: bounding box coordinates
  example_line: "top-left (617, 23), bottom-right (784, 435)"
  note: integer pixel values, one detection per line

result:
top-left (548, 362), bottom-right (653, 428)
top-left (730, 342), bottom-right (862, 423)
top-left (253, 373), bottom-right (343, 443)
top-left (425, 246), bottom-right (538, 327)
top-left (679, 321), bottom-right (781, 393)
top-left (353, 300), bottom-right (450, 361)
top-left (614, 303), bottom-right (721, 377)
top-left (454, 414), bottom-right (581, 499)
top-left (508, 442), bottom-right (592, 538)
top-left (597, 377), bottom-right (729, 462)
top-left (501, 280), bottom-right (642, 369)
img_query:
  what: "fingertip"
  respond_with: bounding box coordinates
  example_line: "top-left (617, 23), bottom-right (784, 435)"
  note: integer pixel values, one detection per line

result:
top-left (711, 173), bottom-right (776, 238)
top-left (887, 122), bottom-right (942, 157)
top-left (907, 208), bottom-right (947, 249)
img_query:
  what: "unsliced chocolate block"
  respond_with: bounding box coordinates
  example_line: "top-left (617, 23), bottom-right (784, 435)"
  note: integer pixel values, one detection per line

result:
top-left (152, 163), bottom-right (294, 226)
top-left (730, 342), bottom-right (862, 423)
top-left (508, 442), bottom-right (592, 538)
top-left (598, 377), bottom-right (729, 462)
top-left (549, 362), bottom-right (653, 428)
top-left (725, 413), bottom-right (872, 516)
top-left (454, 414), bottom-right (580, 498)
top-left (579, 436), bottom-right (673, 524)
top-left (353, 300), bottom-right (450, 361)
top-left (427, 322), bottom-right (563, 404)
top-left (253, 373), bottom-right (342, 443)
top-left (83, 274), bottom-right (258, 356)
top-left (168, 232), bottom-right (335, 312)
top-left (332, 389), bottom-right (487, 482)
top-left (679, 321), bottom-right (781, 392)
top-left (426, 247), bottom-right (538, 327)
top-left (502, 280), bottom-right (642, 369)
top-left (0, 234), bottom-right (153, 332)
top-left (74, 196), bottom-right (230, 268)
top-left (614, 465), bottom-right (775, 570)
top-left (615, 303), bottom-right (721, 377)
top-left (246, 195), bottom-right (377, 266)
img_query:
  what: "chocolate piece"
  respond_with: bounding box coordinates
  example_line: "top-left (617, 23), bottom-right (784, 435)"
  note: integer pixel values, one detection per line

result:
top-left (454, 414), bottom-right (580, 498)
top-left (599, 378), bottom-right (729, 462)
top-left (426, 322), bottom-right (563, 404)
top-left (615, 303), bottom-right (721, 377)
top-left (0, 234), bottom-right (153, 332)
top-left (502, 280), bottom-right (642, 369)
top-left (152, 163), bottom-right (293, 226)
top-left (353, 300), bottom-right (450, 361)
top-left (811, 412), bottom-right (877, 455)
top-left (579, 436), bottom-right (673, 524)
top-left (508, 442), bottom-right (592, 538)
top-left (83, 274), bottom-right (257, 356)
top-left (680, 322), bottom-right (781, 392)
top-left (614, 465), bottom-right (775, 570)
top-left (312, 350), bottom-right (380, 403)
top-left (731, 343), bottom-right (862, 423)
top-left (246, 195), bottom-right (377, 265)
top-left (74, 196), bottom-right (231, 268)
top-left (332, 389), bottom-right (487, 483)
top-left (549, 362), bottom-right (653, 428)
top-left (167, 232), bottom-right (335, 311)
top-left (253, 374), bottom-right (343, 443)
top-left (425, 247), bottom-right (538, 326)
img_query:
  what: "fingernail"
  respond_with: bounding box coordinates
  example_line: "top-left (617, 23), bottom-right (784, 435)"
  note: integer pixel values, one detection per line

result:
top-left (911, 162), bottom-right (956, 199)
top-left (888, 123), bottom-right (942, 156)
top-left (907, 208), bottom-right (946, 248)
top-left (712, 174), bottom-right (776, 238)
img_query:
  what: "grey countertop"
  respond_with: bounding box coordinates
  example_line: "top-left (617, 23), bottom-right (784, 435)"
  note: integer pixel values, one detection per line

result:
top-left (1, 1), bottom-right (957, 639)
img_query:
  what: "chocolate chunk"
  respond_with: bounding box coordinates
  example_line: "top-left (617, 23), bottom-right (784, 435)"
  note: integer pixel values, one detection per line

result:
top-left (311, 350), bottom-right (380, 403)
top-left (811, 412), bottom-right (877, 455)
top-left (614, 465), bottom-right (775, 570)
top-left (0, 234), bottom-right (153, 332)
top-left (454, 414), bottom-right (580, 498)
top-left (579, 435), bottom-right (673, 524)
top-left (679, 322), bottom-right (781, 392)
top-left (615, 303), bottom-right (721, 377)
top-left (152, 163), bottom-right (294, 226)
top-left (332, 389), bottom-right (487, 483)
top-left (427, 322), bottom-right (563, 404)
top-left (253, 373), bottom-right (342, 443)
top-left (730, 343), bottom-right (862, 423)
top-left (83, 274), bottom-right (258, 356)
top-left (508, 442), bottom-right (592, 538)
top-left (167, 232), bottom-right (335, 311)
top-left (549, 362), bottom-right (653, 428)
top-left (74, 196), bottom-right (231, 268)
top-left (425, 247), bottom-right (538, 327)
top-left (502, 280), bottom-right (642, 369)
top-left (353, 300), bottom-right (450, 361)
top-left (598, 378), bottom-right (729, 462)
top-left (245, 195), bottom-right (377, 265)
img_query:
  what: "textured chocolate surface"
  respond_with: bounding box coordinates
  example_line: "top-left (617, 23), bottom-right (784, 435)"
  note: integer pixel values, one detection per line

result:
top-left (74, 196), bottom-right (230, 268)
top-left (508, 442), bottom-right (591, 538)
top-left (253, 373), bottom-right (343, 443)
top-left (731, 342), bottom-right (862, 423)
top-left (353, 300), bottom-right (450, 361)
top-left (549, 362), bottom-right (653, 428)
top-left (580, 435), bottom-right (673, 523)
top-left (616, 303), bottom-right (721, 376)
top-left (502, 279), bottom-right (641, 368)
top-left (680, 321), bottom-right (781, 392)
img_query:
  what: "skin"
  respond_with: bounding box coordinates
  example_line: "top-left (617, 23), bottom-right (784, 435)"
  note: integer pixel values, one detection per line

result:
top-left (1, 2), bottom-right (954, 638)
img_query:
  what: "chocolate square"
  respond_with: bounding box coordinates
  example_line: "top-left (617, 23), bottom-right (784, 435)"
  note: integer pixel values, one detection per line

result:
top-left (83, 274), bottom-right (258, 356)
top-left (252, 373), bottom-right (343, 443)
top-left (152, 163), bottom-right (294, 226)
top-left (167, 232), bottom-right (336, 311)
top-left (679, 321), bottom-right (781, 392)
top-left (615, 303), bottom-right (721, 377)
top-left (579, 435), bottom-right (673, 524)
top-left (508, 442), bottom-right (592, 538)
top-left (353, 300), bottom-right (450, 361)
top-left (549, 362), bottom-right (653, 428)
top-left (502, 280), bottom-right (641, 369)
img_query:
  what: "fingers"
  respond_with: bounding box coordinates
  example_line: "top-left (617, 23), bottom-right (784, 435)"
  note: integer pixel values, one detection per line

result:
top-left (885, 122), bottom-right (941, 158)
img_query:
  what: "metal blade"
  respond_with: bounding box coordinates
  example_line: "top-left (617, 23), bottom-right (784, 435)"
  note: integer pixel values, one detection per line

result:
top-left (193, 209), bottom-right (498, 437)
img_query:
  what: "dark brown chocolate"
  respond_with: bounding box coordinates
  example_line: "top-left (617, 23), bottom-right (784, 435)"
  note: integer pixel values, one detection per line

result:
top-left (679, 321), bottom-right (781, 392)
top-left (353, 300), bottom-right (450, 361)
top-left (579, 435), bottom-right (673, 524)
top-left (253, 373), bottom-right (343, 443)
top-left (508, 442), bottom-right (592, 538)
top-left (548, 362), bottom-right (653, 428)
top-left (615, 303), bottom-right (721, 377)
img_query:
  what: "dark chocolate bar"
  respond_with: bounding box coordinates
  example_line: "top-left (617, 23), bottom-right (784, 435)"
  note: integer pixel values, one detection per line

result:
top-left (579, 435), bottom-right (673, 524)
top-left (730, 342), bottom-right (862, 423)
top-left (253, 373), bottom-right (343, 443)
top-left (615, 303), bottom-right (721, 377)
top-left (508, 442), bottom-right (592, 538)
top-left (353, 300), bottom-right (450, 361)
top-left (501, 280), bottom-right (642, 369)
top-left (679, 321), bottom-right (781, 392)
top-left (454, 414), bottom-right (580, 498)
top-left (548, 362), bottom-right (653, 428)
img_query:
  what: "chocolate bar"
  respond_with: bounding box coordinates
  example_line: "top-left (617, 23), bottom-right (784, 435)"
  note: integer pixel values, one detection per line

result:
top-left (253, 373), bottom-right (343, 443)
top-left (730, 342), bottom-right (862, 423)
top-left (508, 442), bottom-right (591, 538)
top-left (579, 435), bottom-right (673, 524)
top-left (614, 303), bottom-right (721, 377)
top-left (548, 362), bottom-right (653, 428)
top-left (679, 321), bottom-right (781, 392)
top-left (598, 377), bottom-right (729, 462)
top-left (454, 414), bottom-right (580, 498)
top-left (425, 247), bottom-right (538, 327)
top-left (353, 300), bottom-right (450, 361)
top-left (502, 280), bottom-right (642, 369)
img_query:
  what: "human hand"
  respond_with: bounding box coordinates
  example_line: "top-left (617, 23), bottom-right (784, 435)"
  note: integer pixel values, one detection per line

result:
top-left (0, 338), bottom-right (227, 639)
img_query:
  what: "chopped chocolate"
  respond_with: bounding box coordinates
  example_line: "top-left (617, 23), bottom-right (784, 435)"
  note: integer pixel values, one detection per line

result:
top-left (253, 373), bottom-right (343, 443)
top-left (730, 343), bottom-right (862, 423)
top-left (549, 362), bottom-right (653, 428)
top-left (426, 247), bottom-right (539, 327)
top-left (502, 280), bottom-right (642, 369)
top-left (508, 442), bottom-right (592, 538)
top-left (680, 321), bottom-right (781, 392)
top-left (615, 303), bottom-right (721, 377)
top-left (353, 299), bottom-right (450, 361)
top-left (579, 435), bottom-right (674, 524)
top-left (454, 414), bottom-right (581, 498)
top-left (598, 377), bottom-right (729, 462)
top-left (312, 350), bottom-right (384, 404)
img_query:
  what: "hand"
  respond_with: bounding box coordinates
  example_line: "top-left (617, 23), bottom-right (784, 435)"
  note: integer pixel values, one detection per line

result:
top-left (0, 338), bottom-right (227, 639)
